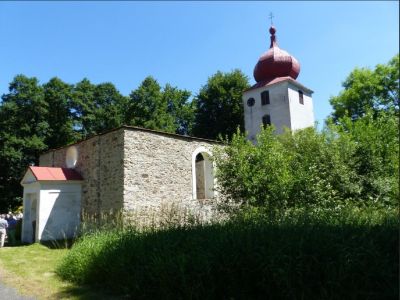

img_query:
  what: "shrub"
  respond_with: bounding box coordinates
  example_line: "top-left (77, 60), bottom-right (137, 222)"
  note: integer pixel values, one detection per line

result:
top-left (214, 114), bottom-right (399, 212)
top-left (56, 205), bottom-right (398, 299)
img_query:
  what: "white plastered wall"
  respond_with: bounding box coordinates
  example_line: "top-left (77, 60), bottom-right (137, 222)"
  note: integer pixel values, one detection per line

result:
top-left (21, 172), bottom-right (82, 242)
top-left (243, 80), bottom-right (314, 141)
top-left (287, 83), bottom-right (315, 131)
top-left (37, 183), bottom-right (81, 241)
top-left (243, 82), bottom-right (291, 140)
top-left (21, 182), bottom-right (40, 243)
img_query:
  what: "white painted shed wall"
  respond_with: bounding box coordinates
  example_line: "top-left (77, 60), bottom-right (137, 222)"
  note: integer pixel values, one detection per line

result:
top-left (21, 172), bottom-right (82, 243)
top-left (38, 184), bottom-right (81, 241)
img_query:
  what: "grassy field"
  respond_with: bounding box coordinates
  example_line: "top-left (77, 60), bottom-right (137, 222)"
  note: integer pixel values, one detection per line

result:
top-left (0, 243), bottom-right (119, 299)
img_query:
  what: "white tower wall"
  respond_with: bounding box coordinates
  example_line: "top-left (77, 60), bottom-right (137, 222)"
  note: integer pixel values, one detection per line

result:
top-left (287, 83), bottom-right (315, 131)
top-left (243, 80), bottom-right (314, 141)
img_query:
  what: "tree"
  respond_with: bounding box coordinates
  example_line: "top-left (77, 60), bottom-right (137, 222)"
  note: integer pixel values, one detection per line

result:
top-left (192, 70), bottom-right (250, 140)
top-left (329, 54), bottom-right (399, 123)
top-left (331, 111), bottom-right (399, 206)
top-left (71, 78), bottom-right (96, 137)
top-left (91, 83), bottom-right (128, 133)
top-left (163, 84), bottom-right (194, 135)
top-left (0, 75), bottom-right (48, 211)
top-left (72, 79), bottom-right (128, 137)
top-left (43, 77), bottom-right (78, 149)
top-left (126, 76), bottom-right (194, 135)
top-left (328, 55), bottom-right (399, 206)
top-left (126, 77), bottom-right (175, 132)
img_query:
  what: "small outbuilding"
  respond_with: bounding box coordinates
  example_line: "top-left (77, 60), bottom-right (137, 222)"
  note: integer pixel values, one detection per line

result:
top-left (20, 166), bottom-right (83, 243)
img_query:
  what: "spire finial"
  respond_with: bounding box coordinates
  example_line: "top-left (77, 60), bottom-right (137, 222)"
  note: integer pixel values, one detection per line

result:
top-left (268, 12), bottom-right (274, 25)
top-left (268, 13), bottom-right (277, 48)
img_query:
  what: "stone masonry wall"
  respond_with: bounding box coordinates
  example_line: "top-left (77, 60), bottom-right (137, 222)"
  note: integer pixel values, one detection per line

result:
top-left (123, 129), bottom-right (221, 227)
top-left (39, 128), bottom-right (125, 217)
top-left (39, 126), bottom-right (223, 227)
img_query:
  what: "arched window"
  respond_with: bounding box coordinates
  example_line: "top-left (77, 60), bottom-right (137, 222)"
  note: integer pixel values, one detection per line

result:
top-left (192, 148), bottom-right (214, 200)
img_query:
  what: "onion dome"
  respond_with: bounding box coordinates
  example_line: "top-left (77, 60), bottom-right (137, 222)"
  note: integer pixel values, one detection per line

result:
top-left (253, 26), bottom-right (300, 83)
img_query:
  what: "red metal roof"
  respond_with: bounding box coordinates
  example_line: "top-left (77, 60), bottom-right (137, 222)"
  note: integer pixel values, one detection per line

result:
top-left (253, 25), bottom-right (300, 83)
top-left (245, 76), bottom-right (313, 93)
top-left (29, 166), bottom-right (83, 181)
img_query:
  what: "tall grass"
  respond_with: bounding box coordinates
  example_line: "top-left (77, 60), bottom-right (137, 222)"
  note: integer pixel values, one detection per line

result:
top-left (56, 205), bottom-right (398, 299)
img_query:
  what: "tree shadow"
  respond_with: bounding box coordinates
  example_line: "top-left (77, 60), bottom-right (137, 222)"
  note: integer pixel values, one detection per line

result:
top-left (40, 239), bottom-right (75, 249)
top-left (54, 284), bottom-right (129, 300)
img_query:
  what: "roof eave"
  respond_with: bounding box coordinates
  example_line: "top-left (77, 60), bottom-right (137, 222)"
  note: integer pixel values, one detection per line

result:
top-left (244, 77), bottom-right (313, 94)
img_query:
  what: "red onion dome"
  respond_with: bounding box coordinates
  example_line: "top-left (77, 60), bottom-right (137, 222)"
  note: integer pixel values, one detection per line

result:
top-left (253, 26), bottom-right (300, 83)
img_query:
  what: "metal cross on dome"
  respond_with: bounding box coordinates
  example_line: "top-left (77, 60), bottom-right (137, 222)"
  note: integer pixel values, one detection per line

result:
top-left (268, 12), bottom-right (274, 25)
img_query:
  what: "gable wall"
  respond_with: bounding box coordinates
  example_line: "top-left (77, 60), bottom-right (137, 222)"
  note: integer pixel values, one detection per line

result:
top-left (39, 129), bottom-right (125, 217)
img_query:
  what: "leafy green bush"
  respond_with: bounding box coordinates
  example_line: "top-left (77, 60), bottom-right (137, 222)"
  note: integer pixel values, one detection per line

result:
top-left (214, 112), bottom-right (398, 211)
top-left (56, 206), bottom-right (398, 299)
top-left (331, 111), bottom-right (399, 206)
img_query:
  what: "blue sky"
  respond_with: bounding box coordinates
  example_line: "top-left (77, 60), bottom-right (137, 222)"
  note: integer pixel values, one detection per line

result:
top-left (0, 1), bottom-right (398, 126)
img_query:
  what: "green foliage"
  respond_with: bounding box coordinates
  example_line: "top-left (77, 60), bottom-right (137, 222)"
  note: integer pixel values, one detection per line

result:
top-left (0, 73), bottom-right (199, 211)
top-left (329, 54), bottom-right (399, 123)
top-left (214, 127), bottom-right (292, 210)
top-left (164, 84), bottom-right (195, 135)
top-left (126, 76), bottom-right (193, 135)
top-left (57, 206), bottom-right (398, 299)
top-left (192, 70), bottom-right (250, 140)
top-left (72, 78), bottom-right (128, 137)
top-left (0, 76), bottom-right (129, 211)
top-left (331, 111), bottom-right (399, 206)
top-left (214, 117), bottom-right (398, 211)
top-left (70, 78), bottom-right (96, 137)
top-left (0, 75), bottom-right (48, 211)
top-left (43, 77), bottom-right (79, 149)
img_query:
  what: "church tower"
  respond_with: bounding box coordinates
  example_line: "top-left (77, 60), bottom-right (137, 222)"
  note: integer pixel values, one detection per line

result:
top-left (243, 24), bottom-right (314, 142)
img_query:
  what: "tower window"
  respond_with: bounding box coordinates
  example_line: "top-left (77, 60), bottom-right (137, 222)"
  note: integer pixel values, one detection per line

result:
top-left (298, 90), bottom-right (304, 105)
top-left (247, 97), bottom-right (255, 107)
top-left (262, 114), bottom-right (271, 127)
top-left (261, 91), bottom-right (270, 105)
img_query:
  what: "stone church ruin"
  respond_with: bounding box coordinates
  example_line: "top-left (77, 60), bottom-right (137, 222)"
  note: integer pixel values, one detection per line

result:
top-left (21, 24), bottom-right (315, 242)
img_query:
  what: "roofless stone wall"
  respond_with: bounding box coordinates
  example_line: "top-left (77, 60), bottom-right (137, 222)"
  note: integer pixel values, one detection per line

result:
top-left (123, 129), bottom-right (220, 227)
top-left (39, 127), bottom-right (222, 227)
top-left (39, 128), bottom-right (124, 217)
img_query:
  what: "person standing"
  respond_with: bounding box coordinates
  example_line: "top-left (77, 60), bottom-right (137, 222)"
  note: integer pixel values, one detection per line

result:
top-left (6, 214), bottom-right (17, 246)
top-left (0, 215), bottom-right (8, 247)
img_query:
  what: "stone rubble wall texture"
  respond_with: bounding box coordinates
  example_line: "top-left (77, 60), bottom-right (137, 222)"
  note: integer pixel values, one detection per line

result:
top-left (39, 129), bottom-right (125, 217)
top-left (122, 129), bottom-right (221, 227)
top-left (39, 127), bottom-right (222, 227)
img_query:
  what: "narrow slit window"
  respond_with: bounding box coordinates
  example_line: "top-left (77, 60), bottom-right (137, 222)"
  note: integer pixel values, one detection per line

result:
top-left (261, 91), bottom-right (270, 105)
top-left (298, 90), bottom-right (304, 105)
top-left (262, 114), bottom-right (271, 127)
